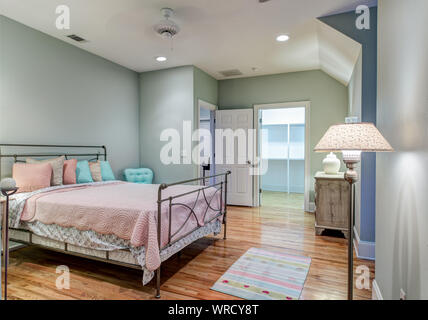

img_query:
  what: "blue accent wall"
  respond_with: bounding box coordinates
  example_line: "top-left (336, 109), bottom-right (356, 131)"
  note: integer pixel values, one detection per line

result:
top-left (319, 7), bottom-right (377, 242)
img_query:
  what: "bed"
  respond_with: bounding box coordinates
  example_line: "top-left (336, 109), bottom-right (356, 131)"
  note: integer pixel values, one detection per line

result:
top-left (0, 144), bottom-right (230, 298)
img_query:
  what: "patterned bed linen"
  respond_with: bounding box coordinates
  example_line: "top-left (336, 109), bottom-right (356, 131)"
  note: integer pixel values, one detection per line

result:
top-left (7, 181), bottom-right (222, 285)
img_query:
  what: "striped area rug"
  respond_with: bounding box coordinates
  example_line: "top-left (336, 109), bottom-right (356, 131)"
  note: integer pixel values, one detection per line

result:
top-left (211, 247), bottom-right (311, 300)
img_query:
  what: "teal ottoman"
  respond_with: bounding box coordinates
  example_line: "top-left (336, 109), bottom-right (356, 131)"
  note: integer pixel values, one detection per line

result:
top-left (123, 168), bottom-right (153, 184)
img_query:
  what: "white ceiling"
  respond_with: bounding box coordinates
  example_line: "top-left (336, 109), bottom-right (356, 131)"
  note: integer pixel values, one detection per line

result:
top-left (0, 0), bottom-right (366, 84)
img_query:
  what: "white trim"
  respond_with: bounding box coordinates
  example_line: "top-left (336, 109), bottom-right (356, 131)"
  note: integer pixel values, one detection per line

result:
top-left (253, 101), bottom-right (311, 211)
top-left (372, 279), bottom-right (383, 300)
top-left (196, 99), bottom-right (217, 179)
top-left (353, 226), bottom-right (375, 261)
top-left (198, 99), bottom-right (217, 111)
top-left (308, 202), bottom-right (315, 213)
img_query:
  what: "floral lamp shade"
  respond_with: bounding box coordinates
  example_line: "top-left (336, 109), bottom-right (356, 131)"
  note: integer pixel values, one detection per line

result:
top-left (314, 123), bottom-right (394, 152)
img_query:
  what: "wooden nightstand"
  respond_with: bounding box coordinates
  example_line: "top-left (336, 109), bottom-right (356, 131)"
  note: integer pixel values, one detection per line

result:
top-left (314, 171), bottom-right (350, 238)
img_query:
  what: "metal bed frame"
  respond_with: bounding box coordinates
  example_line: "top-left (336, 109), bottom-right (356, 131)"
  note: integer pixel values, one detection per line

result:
top-left (0, 144), bottom-right (230, 298)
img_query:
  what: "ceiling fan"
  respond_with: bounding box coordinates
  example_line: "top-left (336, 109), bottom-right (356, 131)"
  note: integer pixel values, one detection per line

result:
top-left (154, 8), bottom-right (180, 39)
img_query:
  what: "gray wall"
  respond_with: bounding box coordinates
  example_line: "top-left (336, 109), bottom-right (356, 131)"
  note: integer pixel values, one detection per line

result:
top-left (218, 70), bottom-right (348, 201)
top-left (0, 16), bottom-right (140, 179)
top-left (319, 8), bottom-right (378, 243)
top-left (376, 0), bottom-right (428, 299)
top-left (139, 66), bottom-right (195, 183)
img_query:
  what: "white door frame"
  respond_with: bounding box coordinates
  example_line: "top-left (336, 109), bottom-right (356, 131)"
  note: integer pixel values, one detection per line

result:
top-left (196, 99), bottom-right (217, 179)
top-left (253, 101), bottom-right (311, 212)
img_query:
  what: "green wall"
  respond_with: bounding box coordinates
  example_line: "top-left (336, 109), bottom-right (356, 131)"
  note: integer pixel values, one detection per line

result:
top-left (140, 66), bottom-right (218, 183)
top-left (142, 68), bottom-right (348, 192)
top-left (194, 66), bottom-right (218, 107)
top-left (218, 70), bottom-right (349, 201)
top-left (0, 15), bottom-right (140, 179)
top-left (139, 66), bottom-right (195, 183)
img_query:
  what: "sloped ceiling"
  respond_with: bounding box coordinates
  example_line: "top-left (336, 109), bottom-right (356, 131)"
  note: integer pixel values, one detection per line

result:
top-left (0, 0), bottom-right (363, 84)
top-left (316, 20), bottom-right (362, 85)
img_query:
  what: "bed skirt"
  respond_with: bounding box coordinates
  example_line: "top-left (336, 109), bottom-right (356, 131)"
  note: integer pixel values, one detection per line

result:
top-left (9, 218), bottom-right (222, 285)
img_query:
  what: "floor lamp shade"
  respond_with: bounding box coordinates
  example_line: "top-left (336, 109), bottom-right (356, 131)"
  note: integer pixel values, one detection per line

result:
top-left (314, 122), bottom-right (394, 153)
top-left (313, 122), bottom-right (393, 300)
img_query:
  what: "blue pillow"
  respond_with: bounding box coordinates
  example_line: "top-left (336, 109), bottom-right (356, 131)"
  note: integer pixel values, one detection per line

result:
top-left (76, 160), bottom-right (94, 183)
top-left (123, 168), bottom-right (153, 184)
top-left (100, 161), bottom-right (116, 181)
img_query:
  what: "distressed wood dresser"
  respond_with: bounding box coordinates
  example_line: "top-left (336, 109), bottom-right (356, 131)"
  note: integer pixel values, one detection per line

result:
top-left (314, 171), bottom-right (350, 238)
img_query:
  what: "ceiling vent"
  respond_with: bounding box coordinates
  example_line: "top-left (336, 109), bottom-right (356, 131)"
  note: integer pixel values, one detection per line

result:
top-left (259, 0), bottom-right (271, 3)
top-left (154, 8), bottom-right (180, 39)
top-left (219, 69), bottom-right (243, 77)
top-left (67, 34), bottom-right (87, 42)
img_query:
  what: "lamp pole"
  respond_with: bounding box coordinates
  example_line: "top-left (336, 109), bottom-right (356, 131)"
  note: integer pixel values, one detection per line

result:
top-left (343, 155), bottom-right (359, 300)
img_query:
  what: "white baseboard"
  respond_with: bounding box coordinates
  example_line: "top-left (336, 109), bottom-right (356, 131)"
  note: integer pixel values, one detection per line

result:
top-left (372, 279), bottom-right (383, 300)
top-left (353, 226), bottom-right (375, 260)
top-left (308, 202), bottom-right (315, 213)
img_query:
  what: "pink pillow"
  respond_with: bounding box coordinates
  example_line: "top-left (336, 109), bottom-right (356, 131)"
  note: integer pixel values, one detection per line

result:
top-left (12, 162), bottom-right (52, 193)
top-left (63, 159), bottom-right (78, 184)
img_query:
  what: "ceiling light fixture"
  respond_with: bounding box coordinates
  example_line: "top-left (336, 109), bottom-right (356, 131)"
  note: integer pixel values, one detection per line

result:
top-left (276, 34), bottom-right (290, 42)
top-left (154, 8), bottom-right (180, 40)
top-left (156, 56), bottom-right (167, 62)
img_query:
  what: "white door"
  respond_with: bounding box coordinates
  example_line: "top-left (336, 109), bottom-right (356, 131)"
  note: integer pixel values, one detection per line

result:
top-left (216, 109), bottom-right (253, 206)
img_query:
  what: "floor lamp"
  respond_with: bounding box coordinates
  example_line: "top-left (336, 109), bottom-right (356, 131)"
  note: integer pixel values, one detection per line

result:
top-left (314, 122), bottom-right (393, 300)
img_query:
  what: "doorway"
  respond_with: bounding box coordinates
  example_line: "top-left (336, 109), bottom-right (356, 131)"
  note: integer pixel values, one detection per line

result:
top-left (199, 104), bottom-right (255, 206)
top-left (254, 102), bottom-right (310, 211)
top-left (197, 100), bottom-right (216, 185)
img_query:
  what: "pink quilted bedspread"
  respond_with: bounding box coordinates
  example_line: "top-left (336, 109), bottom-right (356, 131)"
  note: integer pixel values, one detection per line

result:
top-left (20, 182), bottom-right (222, 271)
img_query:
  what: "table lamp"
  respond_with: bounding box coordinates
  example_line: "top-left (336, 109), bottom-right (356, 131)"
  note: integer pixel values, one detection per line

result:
top-left (314, 122), bottom-right (393, 300)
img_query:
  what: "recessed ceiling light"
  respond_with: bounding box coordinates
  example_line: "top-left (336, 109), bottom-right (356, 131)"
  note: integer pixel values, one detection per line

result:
top-left (156, 56), bottom-right (167, 62)
top-left (276, 34), bottom-right (290, 42)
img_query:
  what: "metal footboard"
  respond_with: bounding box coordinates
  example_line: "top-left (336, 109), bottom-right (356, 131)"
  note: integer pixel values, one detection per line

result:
top-left (155, 171), bottom-right (230, 298)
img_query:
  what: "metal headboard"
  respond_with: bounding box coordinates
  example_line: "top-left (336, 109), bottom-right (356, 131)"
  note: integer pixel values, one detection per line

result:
top-left (0, 144), bottom-right (107, 178)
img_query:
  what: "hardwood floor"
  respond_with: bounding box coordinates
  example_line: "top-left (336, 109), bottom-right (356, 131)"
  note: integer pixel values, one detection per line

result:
top-left (261, 191), bottom-right (305, 210)
top-left (6, 191), bottom-right (374, 300)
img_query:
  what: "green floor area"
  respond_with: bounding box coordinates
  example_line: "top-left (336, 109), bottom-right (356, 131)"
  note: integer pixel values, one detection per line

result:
top-left (261, 191), bottom-right (304, 210)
